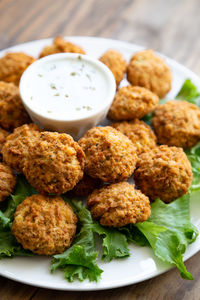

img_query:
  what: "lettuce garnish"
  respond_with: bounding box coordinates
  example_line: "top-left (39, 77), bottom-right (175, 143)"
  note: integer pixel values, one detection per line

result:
top-left (176, 79), bottom-right (200, 106)
top-left (185, 143), bottom-right (200, 192)
top-left (0, 175), bottom-right (34, 258)
top-left (136, 194), bottom-right (198, 280)
top-left (51, 200), bottom-right (103, 282)
top-left (51, 199), bottom-right (130, 282)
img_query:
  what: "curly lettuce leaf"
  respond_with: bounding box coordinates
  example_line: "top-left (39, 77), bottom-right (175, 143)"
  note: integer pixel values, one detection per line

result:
top-left (92, 223), bottom-right (130, 261)
top-left (119, 224), bottom-right (149, 246)
top-left (51, 199), bottom-right (103, 282)
top-left (4, 175), bottom-right (37, 221)
top-left (0, 175), bottom-right (34, 258)
top-left (71, 201), bottom-right (130, 261)
top-left (0, 230), bottom-right (32, 258)
top-left (176, 79), bottom-right (200, 106)
top-left (134, 194), bottom-right (198, 280)
top-left (185, 142), bottom-right (200, 191)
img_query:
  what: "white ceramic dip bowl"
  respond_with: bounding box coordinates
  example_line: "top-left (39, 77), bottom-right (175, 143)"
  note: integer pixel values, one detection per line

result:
top-left (19, 53), bottom-right (116, 139)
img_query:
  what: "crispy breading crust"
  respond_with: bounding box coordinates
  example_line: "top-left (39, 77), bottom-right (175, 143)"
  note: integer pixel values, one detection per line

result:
top-left (68, 174), bottom-right (101, 197)
top-left (87, 182), bottom-right (151, 227)
top-left (152, 100), bottom-right (200, 148)
top-left (111, 119), bottom-right (157, 155)
top-left (99, 49), bottom-right (127, 87)
top-left (134, 145), bottom-right (193, 203)
top-left (2, 124), bottom-right (41, 172)
top-left (79, 126), bottom-right (137, 183)
top-left (108, 86), bottom-right (159, 121)
top-left (0, 127), bottom-right (9, 154)
top-left (0, 81), bottom-right (30, 130)
top-left (12, 194), bottom-right (77, 255)
top-left (127, 50), bottom-right (172, 98)
top-left (39, 36), bottom-right (85, 58)
top-left (0, 52), bottom-right (35, 86)
top-left (0, 162), bottom-right (16, 202)
top-left (23, 132), bottom-right (85, 195)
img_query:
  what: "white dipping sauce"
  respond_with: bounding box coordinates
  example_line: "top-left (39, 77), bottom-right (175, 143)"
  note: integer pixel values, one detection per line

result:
top-left (20, 53), bottom-right (116, 139)
top-left (20, 54), bottom-right (111, 120)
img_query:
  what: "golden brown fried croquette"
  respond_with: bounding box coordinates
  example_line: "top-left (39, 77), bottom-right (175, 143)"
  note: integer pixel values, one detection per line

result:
top-left (0, 52), bottom-right (35, 86)
top-left (78, 126), bottom-right (137, 183)
top-left (111, 119), bottom-right (157, 155)
top-left (0, 81), bottom-right (30, 130)
top-left (99, 49), bottom-right (127, 87)
top-left (2, 124), bottom-right (41, 173)
top-left (152, 100), bottom-right (200, 148)
top-left (127, 49), bottom-right (172, 98)
top-left (12, 194), bottom-right (77, 255)
top-left (39, 36), bottom-right (85, 58)
top-left (108, 85), bottom-right (159, 121)
top-left (23, 132), bottom-right (85, 195)
top-left (0, 162), bottom-right (16, 202)
top-left (68, 174), bottom-right (102, 197)
top-left (134, 145), bottom-right (193, 203)
top-left (87, 182), bottom-right (151, 227)
top-left (0, 127), bottom-right (9, 154)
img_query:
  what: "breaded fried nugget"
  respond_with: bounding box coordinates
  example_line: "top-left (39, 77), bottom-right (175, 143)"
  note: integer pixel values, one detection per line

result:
top-left (79, 126), bottom-right (137, 183)
top-left (39, 36), bottom-right (85, 58)
top-left (0, 81), bottom-right (30, 130)
top-left (2, 124), bottom-right (41, 173)
top-left (23, 132), bottom-right (85, 195)
top-left (0, 162), bottom-right (16, 202)
top-left (87, 182), bottom-right (151, 227)
top-left (12, 194), bottom-right (77, 255)
top-left (0, 52), bottom-right (35, 86)
top-left (152, 100), bottom-right (200, 148)
top-left (0, 127), bottom-right (9, 153)
top-left (68, 174), bottom-right (101, 197)
top-left (111, 119), bottom-right (157, 155)
top-left (108, 86), bottom-right (159, 121)
top-left (134, 145), bottom-right (193, 203)
top-left (99, 49), bottom-right (127, 87)
top-left (127, 50), bottom-right (172, 98)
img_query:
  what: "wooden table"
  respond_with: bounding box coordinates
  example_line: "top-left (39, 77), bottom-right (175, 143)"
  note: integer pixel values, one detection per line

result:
top-left (0, 0), bottom-right (200, 299)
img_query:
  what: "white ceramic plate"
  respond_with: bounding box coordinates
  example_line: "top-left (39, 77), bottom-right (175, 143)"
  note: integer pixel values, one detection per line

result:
top-left (0, 37), bottom-right (200, 291)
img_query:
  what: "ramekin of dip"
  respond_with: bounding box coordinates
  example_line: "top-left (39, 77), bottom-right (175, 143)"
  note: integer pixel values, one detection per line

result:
top-left (19, 53), bottom-right (116, 139)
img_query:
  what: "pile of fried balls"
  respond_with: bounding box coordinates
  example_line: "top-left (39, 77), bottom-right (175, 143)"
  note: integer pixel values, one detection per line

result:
top-left (0, 37), bottom-right (199, 255)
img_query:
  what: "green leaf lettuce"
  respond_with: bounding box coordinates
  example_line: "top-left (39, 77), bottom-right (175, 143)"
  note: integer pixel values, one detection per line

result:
top-left (134, 194), bottom-right (198, 280)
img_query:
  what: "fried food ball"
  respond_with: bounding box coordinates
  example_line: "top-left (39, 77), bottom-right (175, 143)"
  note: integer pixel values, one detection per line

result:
top-left (0, 81), bottom-right (30, 130)
top-left (23, 132), bottom-right (85, 195)
top-left (87, 182), bottom-right (151, 227)
top-left (12, 194), bottom-right (77, 255)
top-left (99, 49), bottom-right (127, 87)
top-left (0, 162), bottom-right (16, 202)
top-left (39, 36), bottom-right (85, 58)
top-left (79, 126), bottom-right (137, 183)
top-left (0, 127), bottom-right (9, 153)
top-left (111, 119), bottom-right (157, 155)
top-left (127, 49), bottom-right (172, 98)
top-left (152, 100), bottom-right (200, 148)
top-left (0, 52), bottom-right (35, 86)
top-left (2, 124), bottom-right (41, 173)
top-left (134, 145), bottom-right (193, 203)
top-left (68, 174), bottom-right (102, 197)
top-left (108, 85), bottom-right (159, 121)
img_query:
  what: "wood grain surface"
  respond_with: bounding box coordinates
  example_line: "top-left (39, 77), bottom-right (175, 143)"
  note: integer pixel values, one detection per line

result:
top-left (0, 0), bottom-right (200, 299)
